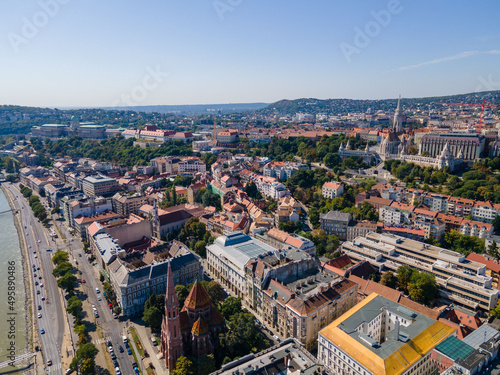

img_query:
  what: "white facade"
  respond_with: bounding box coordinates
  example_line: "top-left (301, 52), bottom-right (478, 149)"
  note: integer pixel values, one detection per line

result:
top-left (322, 182), bottom-right (344, 199)
top-left (379, 206), bottom-right (411, 225)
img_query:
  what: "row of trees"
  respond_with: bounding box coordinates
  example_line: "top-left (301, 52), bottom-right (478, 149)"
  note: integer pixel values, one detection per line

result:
top-left (31, 136), bottom-right (193, 167)
top-left (19, 184), bottom-right (48, 222)
top-left (380, 265), bottom-right (439, 306)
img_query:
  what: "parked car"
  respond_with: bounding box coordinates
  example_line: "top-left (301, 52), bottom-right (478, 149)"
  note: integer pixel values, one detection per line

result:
top-left (127, 348), bottom-right (132, 355)
top-left (47, 360), bottom-right (52, 366)
top-left (118, 346), bottom-right (124, 353)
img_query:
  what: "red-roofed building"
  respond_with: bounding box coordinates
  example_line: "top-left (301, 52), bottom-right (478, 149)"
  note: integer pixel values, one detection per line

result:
top-left (322, 181), bottom-right (344, 199)
top-left (467, 253), bottom-right (500, 288)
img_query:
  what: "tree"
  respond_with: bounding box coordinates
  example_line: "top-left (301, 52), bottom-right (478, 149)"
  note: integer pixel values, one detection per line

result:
top-left (103, 281), bottom-right (116, 301)
top-left (194, 240), bottom-right (207, 257)
top-left (143, 294), bottom-right (165, 333)
top-left (219, 312), bottom-right (270, 359)
top-left (220, 297), bottom-right (242, 319)
top-left (244, 181), bottom-right (262, 200)
top-left (171, 356), bottom-right (195, 375)
top-left (396, 265), bottom-right (414, 295)
top-left (493, 216), bottom-right (500, 234)
top-left (491, 303), bottom-right (500, 319)
top-left (74, 324), bottom-right (86, 335)
top-left (113, 306), bottom-right (122, 316)
top-left (52, 250), bottom-right (69, 266)
top-left (176, 285), bottom-right (189, 307)
top-left (408, 272), bottom-right (439, 306)
top-left (201, 281), bottom-right (224, 306)
top-left (380, 271), bottom-right (398, 289)
top-left (195, 354), bottom-right (216, 375)
top-left (57, 272), bottom-right (77, 293)
top-left (66, 296), bottom-right (83, 317)
top-left (70, 342), bottom-right (99, 374)
top-left (489, 242), bottom-right (500, 260)
top-left (53, 261), bottom-right (72, 277)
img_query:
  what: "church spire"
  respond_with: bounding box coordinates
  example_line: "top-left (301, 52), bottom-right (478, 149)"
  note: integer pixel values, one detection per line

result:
top-left (161, 260), bottom-right (183, 370)
top-left (393, 95), bottom-right (403, 133)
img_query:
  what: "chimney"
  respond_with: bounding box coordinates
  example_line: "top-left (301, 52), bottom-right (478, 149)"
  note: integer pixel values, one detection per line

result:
top-left (394, 320), bottom-right (400, 341)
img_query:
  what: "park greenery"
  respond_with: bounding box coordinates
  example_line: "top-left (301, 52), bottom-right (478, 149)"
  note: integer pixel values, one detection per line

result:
top-left (380, 266), bottom-right (439, 306)
top-left (385, 157), bottom-right (500, 203)
top-left (30, 136), bottom-right (193, 167)
top-left (19, 184), bottom-right (48, 222)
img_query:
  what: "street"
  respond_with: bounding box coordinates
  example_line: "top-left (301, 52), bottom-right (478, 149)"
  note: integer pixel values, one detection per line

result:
top-left (5, 183), bottom-right (65, 374)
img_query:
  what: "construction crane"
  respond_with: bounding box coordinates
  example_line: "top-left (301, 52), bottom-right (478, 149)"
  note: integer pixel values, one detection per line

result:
top-left (437, 100), bottom-right (500, 134)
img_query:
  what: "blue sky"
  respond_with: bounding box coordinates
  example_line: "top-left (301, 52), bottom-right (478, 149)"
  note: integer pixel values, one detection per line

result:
top-left (1, 0), bottom-right (499, 107)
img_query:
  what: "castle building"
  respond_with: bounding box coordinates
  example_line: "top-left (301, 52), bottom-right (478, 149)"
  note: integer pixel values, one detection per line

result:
top-left (161, 262), bottom-right (225, 370)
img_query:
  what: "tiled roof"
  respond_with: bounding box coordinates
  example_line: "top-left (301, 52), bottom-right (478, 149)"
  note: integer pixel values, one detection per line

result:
top-left (184, 281), bottom-right (211, 310)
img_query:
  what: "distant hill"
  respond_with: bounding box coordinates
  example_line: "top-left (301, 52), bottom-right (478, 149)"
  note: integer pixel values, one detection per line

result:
top-left (257, 90), bottom-right (500, 116)
top-left (102, 102), bottom-right (269, 115)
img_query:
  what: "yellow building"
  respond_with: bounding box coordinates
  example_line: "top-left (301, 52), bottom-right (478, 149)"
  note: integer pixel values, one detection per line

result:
top-left (318, 293), bottom-right (455, 375)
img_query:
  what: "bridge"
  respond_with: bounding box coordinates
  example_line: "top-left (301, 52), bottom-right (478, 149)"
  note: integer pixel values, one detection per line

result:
top-left (0, 208), bottom-right (17, 215)
top-left (0, 352), bottom-right (36, 369)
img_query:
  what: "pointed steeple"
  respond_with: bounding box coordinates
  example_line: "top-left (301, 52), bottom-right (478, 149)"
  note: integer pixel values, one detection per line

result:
top-left (346, 140), bottom-right (351, 150)
top-left (365, 143), bottom-right (369, 153)
top-left (457, 147), bottom-right (464, 159)
top-left (393, 95), bottom-right (404, 133)
top-left (161, 259), bottom-right (183, 370)
top-left (165, 260), bottom-right (179, 308)
top-left (339, 142), bottom-right (344, 151)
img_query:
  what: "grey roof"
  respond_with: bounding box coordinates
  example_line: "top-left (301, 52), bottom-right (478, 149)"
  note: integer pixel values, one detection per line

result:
top-left (94, 232), bottom-right (124, 265)
top-left (462, 324), bottom-right (500, 350)
top-left (338, 295), bottom-right (437, 359)
top-left (208, 231), bottom-right (277, 273)
top-left (320, 210), bottom-right (352, 222)
top-left (211, 338), bottom-right (327, 375)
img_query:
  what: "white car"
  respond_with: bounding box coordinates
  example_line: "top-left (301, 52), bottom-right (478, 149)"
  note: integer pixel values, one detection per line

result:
top-left (38, 240), bottom-right (41, 243)
top-left (37, 313), bottom-right (42, 318)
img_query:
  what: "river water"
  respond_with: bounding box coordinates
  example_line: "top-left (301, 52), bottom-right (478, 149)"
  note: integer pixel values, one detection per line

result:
top-left (0, 188), bottom-right (28, 366)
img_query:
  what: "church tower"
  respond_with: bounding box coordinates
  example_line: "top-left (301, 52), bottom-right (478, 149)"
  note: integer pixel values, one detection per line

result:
top-left (393, 95), bottom-right (404, 133)
top-left (151, 200), bottom-right (160, 240)
top-left (161, 261), bottom-right (183, 370)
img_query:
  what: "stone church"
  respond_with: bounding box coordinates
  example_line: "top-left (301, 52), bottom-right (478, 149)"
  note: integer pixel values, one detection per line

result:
top-left (161, 262), bottom-right (226, 370)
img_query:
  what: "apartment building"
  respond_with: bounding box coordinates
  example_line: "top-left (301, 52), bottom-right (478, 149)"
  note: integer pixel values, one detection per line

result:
top-left (318, 293), bottom-right (455, 375)
top-left (322, 181), bottom-right (344, 199)
top-left (62, 195), bottom-right (113, 228)
top-left (342, 232), bottom-right (499, 311)
top-left (346, 220), bottom-right (379, 241)
top-left (216, 129), bottom-right (239, 144)
top-left (262, 275), bottom-right (357, 351)
top-left (263, 161), bottom-right (308, 180)
top-left (206, 232), bottom-right (277, 298)
top-left (82, 175), bottom-right (118, 197)
top-left (177, 157), bottom-right (206, 174)
top-left (320, 210), bottom-right (352, 240)
top-left (379, 206), bottom-right (412, 225)
top-left (255, 227), bottom-right (316, 256)
top-left (112, 192), bottom-right (147, 216)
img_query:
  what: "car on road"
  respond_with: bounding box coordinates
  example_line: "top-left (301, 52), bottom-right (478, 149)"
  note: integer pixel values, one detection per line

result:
top-left (33, 251), bottom-right (36, 254)
top-left (37, 305), bottom-right (41, 310)
top-left (109, 302), bottom-right (113, 309)
top-left (34, 255), bottom-right (37, 258)
top-left (37, 267), bottom-right (40, 270)
top-left (273, 335), bottom-right (279, 341)
top-left (40, 328), bottom-right (45, 334)
top-left (81, 279), bottom-right (85, 283)
top-left (78, 253), bottom-right (81, 256)
top-left (118, 345), bottom-right (124, 353)
top-left (37, 290), bottom-right (40, 294)
top-left (96, 288), bottom-right (100, 293)
top-left (41, 296), bottom-right (45, 301)
top-left (37, 313), bottom-right (42, 318)
top-left (40, 283), bottom-right (43, 287)
top-left (37, 240), bottom-right (41, 243)
top-left (34, 274), bottom-right (37, 277)
top-left (35, 281), bottom-right (38, 286)
top-left (65, 369), bottom-right (73, 374)
top-left (47, 360), bottom-right (52, 366)
top-left (127, 348), bottom-right (132, 355)
top-left (97, 296), bottom-right (102, 301)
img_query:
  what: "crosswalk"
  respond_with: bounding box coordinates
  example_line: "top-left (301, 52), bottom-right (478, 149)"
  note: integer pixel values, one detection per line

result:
top-left (93, 336), bottom-right (112, 346)
top-left (47, 363), bottom-right (61, 373)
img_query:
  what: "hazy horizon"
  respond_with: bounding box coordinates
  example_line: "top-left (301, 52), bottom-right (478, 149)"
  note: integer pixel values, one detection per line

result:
top-left (1, 1), bottom-right (499, 108)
